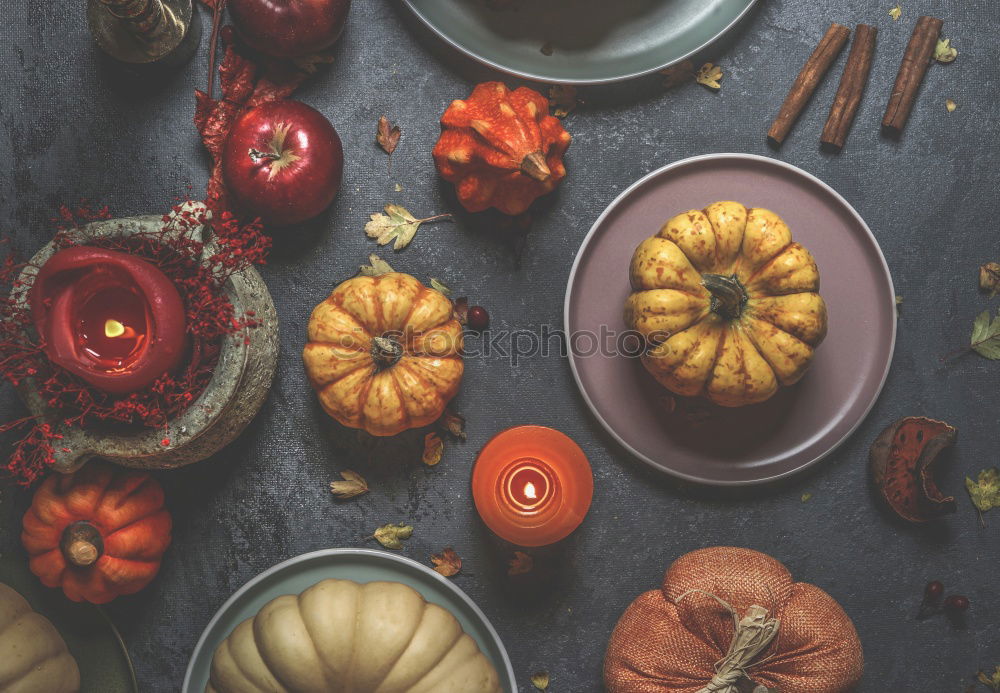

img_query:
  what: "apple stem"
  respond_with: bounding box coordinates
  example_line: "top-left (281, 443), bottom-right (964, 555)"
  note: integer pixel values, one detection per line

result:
top-left (248, 148), bottom-right (281, 164)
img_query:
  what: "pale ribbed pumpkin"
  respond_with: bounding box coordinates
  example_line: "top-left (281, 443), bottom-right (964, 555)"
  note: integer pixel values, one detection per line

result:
top-left (0, 582), bottom-right (80, 692)
top-left (207, 579), bottom-right (502, 693)
top-left (303, 272), bottom-right (464, 437)
top-left (625, 201), bottom-right (828, 407)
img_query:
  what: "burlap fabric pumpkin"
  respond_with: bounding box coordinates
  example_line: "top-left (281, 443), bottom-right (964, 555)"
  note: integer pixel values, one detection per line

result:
top-left (604, 547), bottom-right (863, 692)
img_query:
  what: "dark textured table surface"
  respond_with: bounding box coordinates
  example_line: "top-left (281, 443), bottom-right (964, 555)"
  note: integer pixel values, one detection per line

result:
top-left (2, 0), bottom-right (999, 691)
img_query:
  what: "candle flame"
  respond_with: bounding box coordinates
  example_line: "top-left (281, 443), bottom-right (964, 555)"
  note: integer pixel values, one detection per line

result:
top-left (104, 319), bottom-right (126, 338)
top-left (523, 481), bottom-right (537, 500)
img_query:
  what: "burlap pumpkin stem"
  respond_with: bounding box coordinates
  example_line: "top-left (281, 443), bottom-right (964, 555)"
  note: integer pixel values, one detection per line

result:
top-left (604, 547), bottom-right (863, 693)
top-left (673, 590), bottom-right (779, 693)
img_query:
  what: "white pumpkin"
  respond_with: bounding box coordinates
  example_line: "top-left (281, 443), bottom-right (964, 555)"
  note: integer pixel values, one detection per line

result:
top-left (207, 579), bottom-right (503, 693)
top-left (0, 582), bottom-right (80, 693)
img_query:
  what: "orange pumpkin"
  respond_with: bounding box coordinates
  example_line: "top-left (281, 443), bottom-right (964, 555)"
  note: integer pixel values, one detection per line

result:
top-left (303, 272), bottom-right (464, 437)
top-left (21, 461), bottom-right (172, 604)
top-left (432, 81), bottom-right (571, 215)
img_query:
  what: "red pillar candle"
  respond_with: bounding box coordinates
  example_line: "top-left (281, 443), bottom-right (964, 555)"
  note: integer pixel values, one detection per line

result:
top-left (30, 247), bottom-right (187, 394)
top-left (472, 425), bottom-right (593, 547)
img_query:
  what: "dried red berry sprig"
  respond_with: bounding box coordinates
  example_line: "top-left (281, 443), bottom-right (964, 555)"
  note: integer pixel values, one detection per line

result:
top-left (0, 202), bottom-right (270, 485)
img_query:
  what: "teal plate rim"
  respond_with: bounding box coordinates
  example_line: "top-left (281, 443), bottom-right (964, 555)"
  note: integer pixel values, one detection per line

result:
top-left (182, 548), bottom-right (518, 692)
top-left (401, 0), bottom-right (759, 85)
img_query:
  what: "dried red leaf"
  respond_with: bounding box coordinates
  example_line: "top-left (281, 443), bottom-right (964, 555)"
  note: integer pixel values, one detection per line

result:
top-left (376, 116), bottom-right (401, 155)
top-left (430, 547), bottom-right (462, 577)
top-left (508, 550), bottom-right (534, 576)
top-left (870, 417), bottom-right (957, 522)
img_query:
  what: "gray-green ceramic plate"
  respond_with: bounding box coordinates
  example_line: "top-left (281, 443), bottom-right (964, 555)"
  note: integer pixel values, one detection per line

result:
top-left (0, 556), bottom-right (138, 693)
top-left (182, 548), bottom-right (517, 692)
top-left (402, 0), bottom-right (757, 84)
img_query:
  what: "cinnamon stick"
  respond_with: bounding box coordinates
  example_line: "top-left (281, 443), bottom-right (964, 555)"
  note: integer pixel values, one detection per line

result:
top-left (821, 24), bottom-right (878, 151)
top-left (882, 16), bottom-right (943, 137)
top-left (768, 23), bottom-right (851, 147)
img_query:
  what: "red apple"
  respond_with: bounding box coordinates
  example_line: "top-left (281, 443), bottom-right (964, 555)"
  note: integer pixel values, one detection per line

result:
top-left (222, 100), bottom-right (343, 227)
top-left (228, 0), bottom-right (351, 58)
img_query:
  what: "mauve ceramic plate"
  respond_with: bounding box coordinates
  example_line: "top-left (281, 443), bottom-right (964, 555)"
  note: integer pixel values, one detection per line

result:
top-left (402, 0), bottom-right (757, 84)
top-left (565, 154), bottom-right (896, 485)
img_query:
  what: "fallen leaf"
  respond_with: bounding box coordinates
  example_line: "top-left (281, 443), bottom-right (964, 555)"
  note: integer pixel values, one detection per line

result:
top-left (889, 4), bottom-right (902, 21)
top-left (508, 550), bottom-right (534, 576)
top-left (966, 468), bottom-right (1000, 525)
top-left (452, 296), bottom-right (469, 324)
top-left (365, 204), bottom-right (452, 251)
top-left (696, 63), bottom-right (723, 90)
top-left (971, 310), bottom-right (1000, 359)
top-left (540, 41), bottom-right (554, 56)
top-left (376, 115), bottom-right (401, 155)
top-left (430, 547), bottom-right (462, 577)
top-left (978, 666), bottom-right (1000, 692)
top-left (946, 99), bottom-right (958, 112)
top-left (372, 523), bottom-right (413, 550)
top-left (429, 278), bottom-right (452, 296)
top-left (330, 469), bottom-right (368, 499)
top-left (661, 60), bottom-right (695, 89)
top-left (358, 254), bottom-right (395, 276)
top-left (801, 492), bottom-right (812, 503)
top-left (531, 671), bottom-right (550, 691)
top-left (980, 262), bottom-right (1000, 295)
top-left (439, 408), bottom-right (467, 440)
top-left (549, 84), bottom-right (578, 118)
top-left (934, 38), bottom-right (958, 64)
top-left (422, 432), bottom-right (444, 466)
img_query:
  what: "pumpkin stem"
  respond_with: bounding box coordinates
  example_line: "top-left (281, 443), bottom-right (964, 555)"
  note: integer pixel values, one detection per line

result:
top-left (520, 151), bottom-right (551, 182)
top-left (371, 335), bottom-right (403, 369)
top-left (702, 273), bottom-right (748, 320)
top-left (60, 521), bottom-right (104, 568)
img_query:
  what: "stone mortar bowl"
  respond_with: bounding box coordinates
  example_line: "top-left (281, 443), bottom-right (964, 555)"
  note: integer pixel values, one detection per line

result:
top-left (11, 203), bottom-right (279, 472)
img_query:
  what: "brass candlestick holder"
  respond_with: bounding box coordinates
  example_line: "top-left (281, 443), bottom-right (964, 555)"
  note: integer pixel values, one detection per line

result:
top-left (87, 0), bottom-right (197, 66)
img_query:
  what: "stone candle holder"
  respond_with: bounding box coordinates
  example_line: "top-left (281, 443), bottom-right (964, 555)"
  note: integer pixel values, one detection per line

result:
top-left (11, 203), bottom-right (279, 472)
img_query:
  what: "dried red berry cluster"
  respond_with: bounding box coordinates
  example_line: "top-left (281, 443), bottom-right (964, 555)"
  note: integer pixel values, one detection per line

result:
top-left (0, 202), bottom-right (271, 485)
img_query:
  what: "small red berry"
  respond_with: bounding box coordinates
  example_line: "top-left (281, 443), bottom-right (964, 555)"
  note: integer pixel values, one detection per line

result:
top-left (924, 580), bottom-right (944, 601)
top-left (467, 305), bottom-right (490, 330)
top-left (943, 595), bottom-right (969, 613)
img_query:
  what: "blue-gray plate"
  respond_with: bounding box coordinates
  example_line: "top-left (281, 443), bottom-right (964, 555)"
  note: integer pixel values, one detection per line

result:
top-left (183, 548), bottom-right (517, 692)
top-left (403, 0), bottom-right (757, 84)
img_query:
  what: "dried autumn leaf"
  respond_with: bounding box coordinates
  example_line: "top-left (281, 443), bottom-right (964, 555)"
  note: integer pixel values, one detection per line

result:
top-left (439, 407), bottom-right (466, 440)
top-left (661, 60), bottom-right (695, 89)
top-left (696, 62), bottom-right (723, 90)
top-left (365, 204), bottom-right (452, 251)
top-left (549, 84), bottom-right (578, 118)
top-left (889, 5), bottom-right (902, 21)
top-left (430, 547), bottom-right (462, 577)
top-left (422, 432), bottom-right (444, 466)
top-left (452, 296), bottom-right (469, 324)
top-left (330, 469), bottom-right (368, 499)
top-left (508, 550), bottom-right (534, 576)
top-left (429, 278), bottom-right (452, 296)
top-left (376, 115), bottom-right (401, 155)
top-left (358, 254), bottom-right (395, 276)
top-left (946, 99), bottom-right (958, 112)
top-left (966, 468), bottom-right (1000, 521)
top-left (934, 38), bottom-right (958, 64)
top-left (971, 310), bottom-right (1000, 359)
top-left (978, 666), bottom-right (1000, 692)
top-left (373, 523), bottom-right (413, 550)
top-left (980, 262), bottom-right (1000, 295)
top-left (531, 671), bottom-right (550, 691)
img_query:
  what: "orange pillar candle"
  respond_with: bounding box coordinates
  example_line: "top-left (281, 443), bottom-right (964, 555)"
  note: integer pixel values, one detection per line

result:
top-left (472, 425), bottom-right (593, 547)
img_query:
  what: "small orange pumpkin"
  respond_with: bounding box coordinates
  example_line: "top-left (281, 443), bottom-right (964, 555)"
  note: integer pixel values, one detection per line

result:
top-left (303, 272), bottom-right (464, 437)
top-left (21, 461), bottom-right (172, 604)
top-left (432, 81), bottom-right (571, 215)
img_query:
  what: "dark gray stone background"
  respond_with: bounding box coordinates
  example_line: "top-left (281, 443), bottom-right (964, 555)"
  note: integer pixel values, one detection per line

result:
top-left (1, 0), bottom-right (998, 690)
